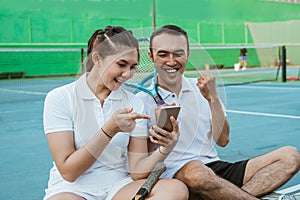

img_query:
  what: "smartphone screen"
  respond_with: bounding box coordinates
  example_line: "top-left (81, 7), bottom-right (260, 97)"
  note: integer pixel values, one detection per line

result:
top-left (157, 106), bottom-right (181, 132)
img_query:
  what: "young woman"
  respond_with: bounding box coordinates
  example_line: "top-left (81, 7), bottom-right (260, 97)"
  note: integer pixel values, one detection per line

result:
top-left (43, 26), bottom-right (188, 200)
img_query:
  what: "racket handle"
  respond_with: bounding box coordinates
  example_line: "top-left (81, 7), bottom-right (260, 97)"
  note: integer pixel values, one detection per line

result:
top-left (132, 188), bottom-right (148, 200)
top-left (154, 94), bottom-right (165, 105)
top-left (132, 162), bottom-right (167, 200)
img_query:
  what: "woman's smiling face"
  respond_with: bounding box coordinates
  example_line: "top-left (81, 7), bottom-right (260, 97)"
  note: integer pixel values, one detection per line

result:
top-left (99, 47), bottom-right (139, 91)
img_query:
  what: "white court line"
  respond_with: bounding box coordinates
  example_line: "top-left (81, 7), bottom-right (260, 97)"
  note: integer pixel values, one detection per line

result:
top-left (227, 85), bottom-right (300, 90)
top-left (227, 110), bottom-right (300, 119)
top-left (0, 84), bottom-right (63, 89)
top-left (277, 184), bottom-right (300, 194)
top-left (0, 109), bottom-right (36, 114)
top-left (0, 88), bottom-right (47, 95)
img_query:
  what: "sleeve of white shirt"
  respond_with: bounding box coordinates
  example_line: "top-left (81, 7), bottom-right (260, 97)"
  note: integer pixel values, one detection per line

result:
top-left (130, 95), bottom-right (148, 137)
top-left (43, 87), bottom-right (73, 134)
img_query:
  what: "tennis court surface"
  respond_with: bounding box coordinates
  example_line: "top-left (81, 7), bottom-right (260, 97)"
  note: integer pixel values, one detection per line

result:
top-left (0, 70), bottom-right (299, 199)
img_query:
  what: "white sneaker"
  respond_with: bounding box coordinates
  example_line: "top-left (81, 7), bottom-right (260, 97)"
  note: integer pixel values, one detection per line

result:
top-left (280, 194), bottom-right (300, 200)
top-left (242, 67), bottom-right (247, 70)
top-left (261, 192), bottom-right (300, 200)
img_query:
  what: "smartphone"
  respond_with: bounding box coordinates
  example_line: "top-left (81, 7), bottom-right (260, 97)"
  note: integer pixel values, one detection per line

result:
top-left (157, 105), bottom-right (181, 132)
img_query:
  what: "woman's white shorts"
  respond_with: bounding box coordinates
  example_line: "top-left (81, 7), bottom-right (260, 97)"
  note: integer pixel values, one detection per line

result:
top-left (43, 176), bottom-right (133, 200)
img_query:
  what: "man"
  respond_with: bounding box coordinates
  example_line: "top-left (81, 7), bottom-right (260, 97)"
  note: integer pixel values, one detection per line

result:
top-left (138, 25), bottom-right (300, 200)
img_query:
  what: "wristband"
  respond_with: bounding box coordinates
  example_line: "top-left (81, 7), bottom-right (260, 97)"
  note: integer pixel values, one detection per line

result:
top-left (158, 146), bottom-right (169, 156)
top-left (101, 127), bottom-right (112, 139)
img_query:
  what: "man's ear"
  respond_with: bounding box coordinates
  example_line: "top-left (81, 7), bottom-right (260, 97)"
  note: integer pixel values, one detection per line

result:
top-left (148, 51), bottom-right (154, 62)
top-left (92, 51), bottom-right (101, 66)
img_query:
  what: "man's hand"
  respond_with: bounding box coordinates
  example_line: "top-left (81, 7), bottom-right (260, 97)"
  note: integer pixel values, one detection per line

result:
top-left (149, 116), bottom-right (179, 155)
top-left (197, 73), bottom-right (218, 102)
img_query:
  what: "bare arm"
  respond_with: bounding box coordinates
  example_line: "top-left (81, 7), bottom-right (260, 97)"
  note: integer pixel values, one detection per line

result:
top-left (197, 73), bottom-right (230, 147)
top-left (46, 107), bottom-right (150, 182)
top-left (208, 96), bottom-right (230, 147)
top-left (128, 116), bottom-right (179, 180)
top-left (46, 129), bottom-right (111, 182)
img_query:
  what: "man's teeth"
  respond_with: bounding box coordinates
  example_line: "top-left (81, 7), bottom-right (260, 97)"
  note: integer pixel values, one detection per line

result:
top-left (165, 68), bottom-right (177, 73)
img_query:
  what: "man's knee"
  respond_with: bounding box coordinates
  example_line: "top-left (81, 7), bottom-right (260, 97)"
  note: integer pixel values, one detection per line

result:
top-left (281, 146), bottom-right (300, 173)
top-left (174, 160), bottom-right (216, 189)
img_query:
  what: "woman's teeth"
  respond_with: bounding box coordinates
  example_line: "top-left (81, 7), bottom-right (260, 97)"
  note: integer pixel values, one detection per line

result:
top-left (115, 78), bottom-right (124, 83)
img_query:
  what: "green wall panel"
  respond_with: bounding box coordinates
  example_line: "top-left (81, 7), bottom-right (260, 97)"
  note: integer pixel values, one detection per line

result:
top-left (0, 13), bottom-right (29, 43)
top-left (30, 13), bottom-right (71, 43)
top-left (223, 23), bottom-right (245, 44)
top-left (0, 0), bottom-right (300, 76)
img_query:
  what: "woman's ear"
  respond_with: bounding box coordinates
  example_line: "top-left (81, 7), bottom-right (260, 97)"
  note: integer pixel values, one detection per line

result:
top-left (92, 51), bottom-right (101, 67)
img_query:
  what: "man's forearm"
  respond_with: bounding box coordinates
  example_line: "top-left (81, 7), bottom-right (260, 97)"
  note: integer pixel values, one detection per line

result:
top-left (209, 97), bottom-right (230, 147)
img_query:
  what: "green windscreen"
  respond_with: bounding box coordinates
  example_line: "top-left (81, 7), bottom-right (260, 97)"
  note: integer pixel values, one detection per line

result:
top-left (1, 0), bottom-right (300, 80)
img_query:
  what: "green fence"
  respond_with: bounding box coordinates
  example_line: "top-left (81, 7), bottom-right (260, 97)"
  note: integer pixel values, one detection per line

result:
top-left (1, 0), bottom-right (300, 77)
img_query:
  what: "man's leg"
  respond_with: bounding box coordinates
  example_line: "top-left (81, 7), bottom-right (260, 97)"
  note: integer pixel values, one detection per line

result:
top-left (242, 146), bottom-right (300, 197)
top-left (173, 160), bottom-right (259, 200)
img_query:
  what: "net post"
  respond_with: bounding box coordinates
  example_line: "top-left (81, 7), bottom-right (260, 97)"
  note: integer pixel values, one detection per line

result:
top-left (281, 46), bottom-right (286, 82)
top-left (152, 0), bottom-right (156, 30)
top-left (81, 48), bottom-right (85, 74)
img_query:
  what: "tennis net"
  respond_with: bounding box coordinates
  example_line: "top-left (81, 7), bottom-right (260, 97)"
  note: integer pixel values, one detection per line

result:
top-left (185, 44), bottom-right (300, 86)
top-left (0, 46), bottom-right (85, 104)
top-left (0, 46), bottom-right (85, 79)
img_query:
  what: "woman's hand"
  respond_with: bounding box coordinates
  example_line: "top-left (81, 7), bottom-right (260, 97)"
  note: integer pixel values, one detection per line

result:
top-left (103, 107), bottom-right (150, 137)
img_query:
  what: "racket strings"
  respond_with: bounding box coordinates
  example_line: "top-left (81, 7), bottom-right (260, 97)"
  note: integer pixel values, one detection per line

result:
top-left (126, 39), bottom-right (155, 86)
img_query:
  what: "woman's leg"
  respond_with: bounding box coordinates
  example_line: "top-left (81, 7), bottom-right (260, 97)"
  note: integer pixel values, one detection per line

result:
top-left (47, 192), bottom-right (86, 200)
top-left (112, 178), bottom-right (189, 200)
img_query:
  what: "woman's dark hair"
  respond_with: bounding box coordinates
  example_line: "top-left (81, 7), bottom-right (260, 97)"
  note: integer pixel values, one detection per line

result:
top-left (86, 26), bottom-right (139, 72)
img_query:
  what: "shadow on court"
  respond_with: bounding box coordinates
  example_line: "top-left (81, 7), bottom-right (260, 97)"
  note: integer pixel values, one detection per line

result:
top-left (0, 76), bottom-right (299, 199)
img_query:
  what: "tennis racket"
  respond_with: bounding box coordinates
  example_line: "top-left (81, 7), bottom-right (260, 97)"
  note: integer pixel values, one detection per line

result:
top-left (132, 162), bottom-right (167, 200)
top-left (125, 38), bottom-right (166, 199)
top-left (123, 37), bottom-right (165, 105)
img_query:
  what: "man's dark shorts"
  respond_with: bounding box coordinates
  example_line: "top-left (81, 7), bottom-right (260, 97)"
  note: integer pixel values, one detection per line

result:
top-left (205, 160), bottom-right (249, 187)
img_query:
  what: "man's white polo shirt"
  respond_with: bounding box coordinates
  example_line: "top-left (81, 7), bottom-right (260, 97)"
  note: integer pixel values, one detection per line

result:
top-left (138, 76), bottom-right (221, 178)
